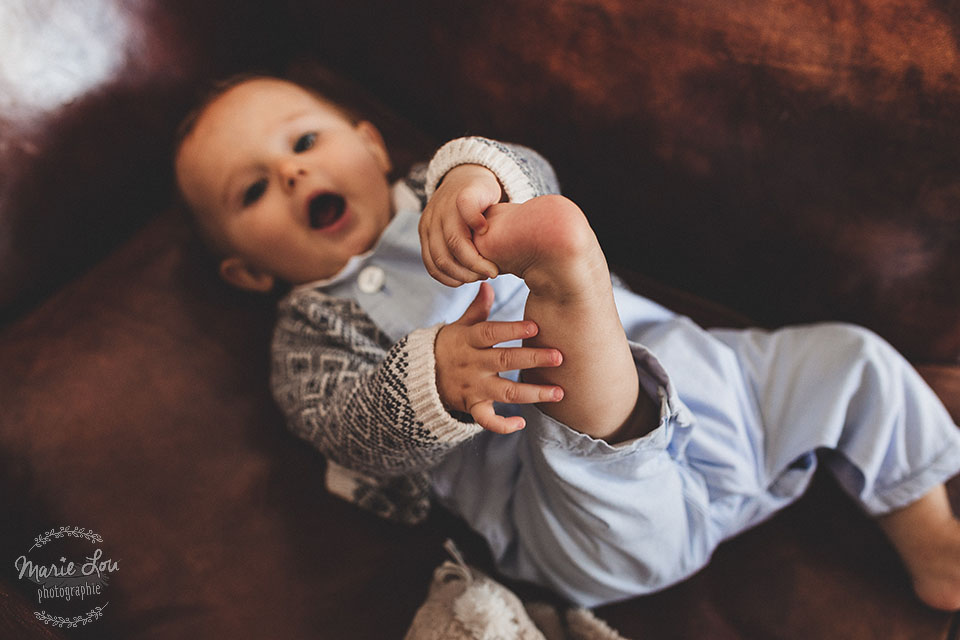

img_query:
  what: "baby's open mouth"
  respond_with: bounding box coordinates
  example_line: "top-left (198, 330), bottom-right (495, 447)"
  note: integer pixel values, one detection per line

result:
top-left (308, 193), bottom-right (346, 230)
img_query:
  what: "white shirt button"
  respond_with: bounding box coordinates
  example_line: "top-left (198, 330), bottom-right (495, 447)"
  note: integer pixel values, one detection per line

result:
top-left (357, 265), bottom-right (386, 294)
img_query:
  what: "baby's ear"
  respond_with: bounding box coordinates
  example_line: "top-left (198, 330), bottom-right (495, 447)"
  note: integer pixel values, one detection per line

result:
top-left (356, 121), bottom-right (392, 174)
top-left (218, 257), bottom-right (276, 293)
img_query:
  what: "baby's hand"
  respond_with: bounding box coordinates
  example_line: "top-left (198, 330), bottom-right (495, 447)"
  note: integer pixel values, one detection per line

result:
top-left (419, 164), bottom-right (502, 287)
top-left (435, 283), bottom-right (564, 434)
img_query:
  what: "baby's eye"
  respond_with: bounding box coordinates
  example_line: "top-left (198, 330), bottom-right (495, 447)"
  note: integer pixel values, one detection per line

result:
top-left (242, 178), bottom-right (267, 207)
top-left (294, 132), bottom-right (317, 153)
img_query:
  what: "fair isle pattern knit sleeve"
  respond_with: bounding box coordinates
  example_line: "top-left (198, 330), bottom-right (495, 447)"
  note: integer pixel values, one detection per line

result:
top-left (424, 137), bottom-right (560, 203)
top-left (402, 162), bottom-right (429, 209)
top-left (270, 287), bottom-right (482, 524)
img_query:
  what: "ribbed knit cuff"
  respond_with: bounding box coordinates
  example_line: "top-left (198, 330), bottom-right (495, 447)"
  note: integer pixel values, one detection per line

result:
top-left (424, 137), bottom-right (540, 204)
top-left (405, 324), bottom-right (484, 443)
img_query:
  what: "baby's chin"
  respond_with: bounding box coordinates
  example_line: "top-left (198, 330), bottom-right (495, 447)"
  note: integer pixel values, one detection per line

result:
top-left (352, 207), bottom-right (394, 253)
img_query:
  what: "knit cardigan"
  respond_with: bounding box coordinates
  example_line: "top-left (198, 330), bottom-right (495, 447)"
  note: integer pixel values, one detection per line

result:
top-left (270, 137), bottom-right (559, 524)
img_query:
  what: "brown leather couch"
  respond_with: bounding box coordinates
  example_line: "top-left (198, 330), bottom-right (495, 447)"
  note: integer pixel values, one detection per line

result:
top-left (1, 1), bottom-right (958, 637)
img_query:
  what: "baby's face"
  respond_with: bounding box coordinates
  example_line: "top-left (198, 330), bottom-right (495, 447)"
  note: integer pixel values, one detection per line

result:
top-left (176, 78), bottom-right (393, 290)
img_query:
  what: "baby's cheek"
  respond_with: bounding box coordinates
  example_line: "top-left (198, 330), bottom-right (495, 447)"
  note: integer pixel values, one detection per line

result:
top-left (229, 215), bottom-right (295, 261)
top-left (243, 216), bottom-right (284, 242)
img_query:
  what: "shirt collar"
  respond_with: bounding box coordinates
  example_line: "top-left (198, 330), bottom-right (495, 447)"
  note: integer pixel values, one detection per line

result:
top-left (290, 180), bottom-right (418, 294)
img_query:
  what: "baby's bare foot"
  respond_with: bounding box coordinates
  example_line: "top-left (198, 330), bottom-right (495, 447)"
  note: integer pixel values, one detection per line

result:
top-left (903, 520), bottom-right (960, 611)
top-left (879, 486), bottom-right (960, 611)
top-left (475, 195), bottom-right (609, 301)
top-left (473, 195), bottom-right (652, 443)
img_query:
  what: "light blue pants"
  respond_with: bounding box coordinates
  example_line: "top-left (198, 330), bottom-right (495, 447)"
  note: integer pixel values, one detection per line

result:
top-left (431, 287), bottom-right (960, 606)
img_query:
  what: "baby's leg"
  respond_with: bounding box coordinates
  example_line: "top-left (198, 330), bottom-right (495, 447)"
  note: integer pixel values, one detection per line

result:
top-left (878, 484), bottom-right (960, 611)
top-left (475, 195), bottom-right (658, 443)
top-left (712, 322), bottom-right (960, 611)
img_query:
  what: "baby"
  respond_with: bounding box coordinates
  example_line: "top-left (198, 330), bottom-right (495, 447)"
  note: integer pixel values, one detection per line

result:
top-left (174, 75), bottom-right (960, 610)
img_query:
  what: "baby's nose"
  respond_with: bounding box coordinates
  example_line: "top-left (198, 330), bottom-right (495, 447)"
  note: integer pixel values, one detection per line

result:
top-left (286, 167), bottom-right (307, 188)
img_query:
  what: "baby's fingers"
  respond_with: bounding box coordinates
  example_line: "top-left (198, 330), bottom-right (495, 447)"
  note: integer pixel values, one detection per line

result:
top-left (427, 221), bottom-right (484, 285)
top-left (470, 401), bottom-right (526, 434)
top-left (423, 228), bottom-right (472, 287)
top-left (456, 184), bottom-right (495, 234)
top-left (470, 319), bottom-right (540, 348)
top-left (487, 346), bottom-right (563, 373)
top-left (487, 377), bottom-right (564, 405)
top-left (443, 217), bottom-right (498, 280)
top-left (420, 218), bottom-right (463, 287)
